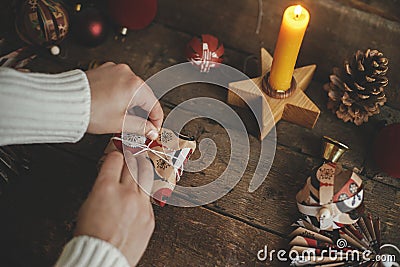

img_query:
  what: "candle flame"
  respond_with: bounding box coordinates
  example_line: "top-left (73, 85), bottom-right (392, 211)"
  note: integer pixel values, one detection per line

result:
top-left (294, 5), bottom-right (303, 18)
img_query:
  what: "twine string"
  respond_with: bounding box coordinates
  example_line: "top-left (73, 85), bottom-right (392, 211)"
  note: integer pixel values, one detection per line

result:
top-left (112, 137), bottom-right (183, 180)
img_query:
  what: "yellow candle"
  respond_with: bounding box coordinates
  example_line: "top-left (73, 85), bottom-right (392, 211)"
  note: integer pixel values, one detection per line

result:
top-left (269, 5), bottom-right (310, 91)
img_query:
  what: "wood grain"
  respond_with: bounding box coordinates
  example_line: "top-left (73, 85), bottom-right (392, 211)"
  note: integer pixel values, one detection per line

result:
top-left (156, 0), bottom-right (400, 109)
top-left (160, 107), bottom-right (400, 247)
top-left (0, 144), bottom-right (287, 267)
top-left (48, 22), bottom-right (399, 189)
top-left (140, 206), bottom-right (287, 267)
top-left (0, 11), bottom-right (399, 266)
top-left (334, 0), bottom-right (400, 22)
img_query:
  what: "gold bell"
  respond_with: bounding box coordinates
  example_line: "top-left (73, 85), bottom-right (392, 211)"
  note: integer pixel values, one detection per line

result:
top-left (322, 136), bottom-right (349, 163)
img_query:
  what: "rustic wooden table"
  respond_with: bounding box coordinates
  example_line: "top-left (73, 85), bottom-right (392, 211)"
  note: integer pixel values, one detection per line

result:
top-left (0, 0), bottom-right (399, 266)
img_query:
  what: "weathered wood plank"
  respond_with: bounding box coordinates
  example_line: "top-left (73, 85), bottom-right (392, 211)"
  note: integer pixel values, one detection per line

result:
top-left (156, 0), bottom-right (400, 109)
top-left (0, 144), bottom-right (287, 267)
top-left (23, 17), bottom-right (400, 197)
top-left (158, 78), bottom-right (400, 189)
top-left (24, 21), bottom-right (399, 192)
top-left (71, 22), bottom-right (399, 190)
top-left (2, 9), bottom-right (398, 260)
top-left (276, 80), bottom-right (373, 171)
top-left (25, 24), bottom-right (248, 80)
top-left (334, 0), bottom-right (400, 22)
top-left (140, 206), bottom-right (286, 267)
top-left (3, 0), bottom-right (400, 110)
top-left (1, 107), bottom-right (397, 267)
top-left (0, 2), bottom-right (398, 266)
top-left (277, 81), bottom-right (400, 190)
top-left (170, 116), bottom-right (400, 246)
top-left (155, 103), bottom-right (400, 246)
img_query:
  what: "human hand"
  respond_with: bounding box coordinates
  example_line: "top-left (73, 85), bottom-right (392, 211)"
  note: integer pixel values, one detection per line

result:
top-left (75, 151), bottom-right (155, 266)
top-left (85, 62), bottom-right (163, 140)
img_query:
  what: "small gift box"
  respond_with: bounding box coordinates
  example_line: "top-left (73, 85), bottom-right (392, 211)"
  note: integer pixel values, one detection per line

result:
top-left (103, 128), bottom-right (196, 207)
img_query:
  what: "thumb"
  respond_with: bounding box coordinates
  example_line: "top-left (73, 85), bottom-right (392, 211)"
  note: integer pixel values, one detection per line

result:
top-left (136, 154), bottom-right (154, 198)
top-left (123, 115), bottom-right (160, 140)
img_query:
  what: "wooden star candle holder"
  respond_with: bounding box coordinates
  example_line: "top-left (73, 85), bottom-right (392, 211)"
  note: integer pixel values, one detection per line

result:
top-left (228, 48), bottom-right (320, 140)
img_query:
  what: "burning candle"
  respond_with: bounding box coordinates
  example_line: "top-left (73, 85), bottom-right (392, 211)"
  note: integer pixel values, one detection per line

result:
top-left (269, 5), bottom-right (310, 91)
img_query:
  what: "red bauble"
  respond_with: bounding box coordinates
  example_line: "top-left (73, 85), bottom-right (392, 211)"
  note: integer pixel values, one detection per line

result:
top-left (72, 7), bottom-right (108, 47)
top-left (108, 0), bottom-right (157, 30)
top-left (186, 34), bottom-right (224, 73)
top-left (373, 123), bottom-right (400, 178)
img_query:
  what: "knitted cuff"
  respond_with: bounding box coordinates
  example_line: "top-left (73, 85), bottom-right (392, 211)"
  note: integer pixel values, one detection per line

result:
top-left (0, 68), bottom-right (91, 145)
top-left (55, 236), bottom-right (130, 267)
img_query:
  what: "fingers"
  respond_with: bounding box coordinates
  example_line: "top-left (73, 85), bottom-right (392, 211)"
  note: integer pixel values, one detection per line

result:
top-left (88, 61), bottom-right (164, 138)
top-left (96, 151), bottom-right (124, 184)
top-left (121, 153), bottom-right (154, 200)
top-left (131, 82), bottom-right (164, 131)
top-left (121, 152), bottom-right (138, 186)
top-left (109, 63), bottom-right (164, 135)
top-left (123, 115), bottom-right (160, 140)
top-left (136, 155), bottom-right (154, 197)
top-left (97, 62), bottom-right (116, 69)
top-left (147, 100), bottom-right (164, 131)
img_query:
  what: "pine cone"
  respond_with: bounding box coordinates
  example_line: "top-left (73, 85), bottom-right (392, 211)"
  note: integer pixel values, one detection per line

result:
top-left (324, 49), bottom-right (388, 126)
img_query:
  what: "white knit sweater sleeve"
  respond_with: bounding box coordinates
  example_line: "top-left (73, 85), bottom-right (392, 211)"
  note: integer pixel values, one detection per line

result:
top-left (0, 67), bottom-right (91, 145)
top-left (0, 68), bottom-right (131, 266)
top-left (56, 236), bottom-right (130, 267)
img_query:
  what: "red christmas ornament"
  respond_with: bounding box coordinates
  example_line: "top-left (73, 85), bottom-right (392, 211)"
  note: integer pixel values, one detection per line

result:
top-left (16, 0), bottom-right (69, 46)
top-left (72, 6), bottom-right (108, 47)
top-left (108, 0), bottom-right (157, 30)
top-left (373, 123), bottom-right (400, 178)
top-left (186, 34), bottom-right (224, 73)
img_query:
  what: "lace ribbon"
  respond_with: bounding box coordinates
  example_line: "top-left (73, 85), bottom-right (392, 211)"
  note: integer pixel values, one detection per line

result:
top-left (112, 136), bottom-right (184, 180)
